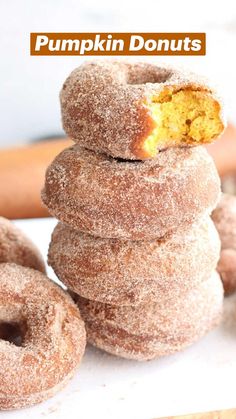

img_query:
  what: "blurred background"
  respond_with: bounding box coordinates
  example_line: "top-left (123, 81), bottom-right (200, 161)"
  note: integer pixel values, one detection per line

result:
top-left (0, 0), bottom-right (236, 218)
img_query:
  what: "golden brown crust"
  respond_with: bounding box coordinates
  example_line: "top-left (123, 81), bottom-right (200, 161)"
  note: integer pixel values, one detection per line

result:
top-left (74, 272), bottom-right (223, 361)
top-left (0, 263), bottom-right (86, 410)
top-left (48, 217), bottom-right (220, 305)
top-left (0, 217), bottom-right (45, 273)
top-left (42, 145), bottom-right (220, 240)
top-left (60, 61), bottom-right (224, 159)
top-left (212, 193), bottom-right (236, 294)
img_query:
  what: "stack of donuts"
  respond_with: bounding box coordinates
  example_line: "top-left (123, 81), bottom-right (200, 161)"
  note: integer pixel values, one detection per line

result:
top-left (43, 61), bottom-right (225, 361)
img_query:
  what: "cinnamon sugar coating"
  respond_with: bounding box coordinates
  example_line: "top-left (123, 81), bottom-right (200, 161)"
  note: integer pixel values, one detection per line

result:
top-left (60, 61), bottom-right (224, 159)
top-left (0, 217), bottom-right (45, 273)
top-left (42, 145), bottom-right (220, 240)
top-left (212, 193), bottom-right (236, 294)
top-left (48, 217), bottom-right (220, 306)
top-left (74, 272), bottom-right (223, 361)
top-left (0, 263), bottom-right (86, 410)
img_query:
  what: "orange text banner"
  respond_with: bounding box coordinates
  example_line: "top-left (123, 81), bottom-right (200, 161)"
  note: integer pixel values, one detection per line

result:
top-left (30, 33), bottom-right (206, 56)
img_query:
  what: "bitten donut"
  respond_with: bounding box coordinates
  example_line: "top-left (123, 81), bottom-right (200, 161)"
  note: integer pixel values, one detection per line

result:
top-left (212, 193), bottom-right (236, 294)
top-left (42, 145), bottom-right (220, 240)
top-left (0, 263), bottom-right (86, 410)
top-left (0, 217), bottom-right (45, 273)
top-left (60, 61), bottom-right (224, 159)
top-left (74, 271), bottom-right (223, 361)
top-left (48, 217), bottom-right (220, 306)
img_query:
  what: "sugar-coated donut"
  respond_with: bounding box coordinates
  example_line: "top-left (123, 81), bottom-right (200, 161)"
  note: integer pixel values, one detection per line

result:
top-left (212, 193), bottom-right (236, 294)
top-left (60, 61), bottom-right (224, 160)
top-left (42, 145), bottom-right (220, 240)
top-left (0, 217), bottom-right (45, 273)
top-left (217, 249), bottom-right (236, 295)
top-left (48, 217), bottom-right (220, 306)
top-left (74, 271), bottom-right (223, 361)
top-left (0, 263), bottom-right (86, 410)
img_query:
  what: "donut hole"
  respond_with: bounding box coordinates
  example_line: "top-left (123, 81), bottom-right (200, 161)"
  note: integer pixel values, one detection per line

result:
top-left (126, 68), bottom-right (172, 85)
top-left (0, 321), bottom-right (26, 346)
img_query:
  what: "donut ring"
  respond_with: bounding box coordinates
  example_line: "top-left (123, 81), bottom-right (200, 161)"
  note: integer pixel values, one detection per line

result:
top-left (48, 217), bottom-right (220, 306)
top-left (42, 145), bottom-right (220, 240)
top-left (60, 61), bottom-right (225, 159)
top-left (74, 272), bottom-right (223, 361)
top-left (0, 217), bottom-right (45, 273)
top-left (212, 193), bottom-right (236, 294)
top-left (0, 263), bottom-right (86, 410)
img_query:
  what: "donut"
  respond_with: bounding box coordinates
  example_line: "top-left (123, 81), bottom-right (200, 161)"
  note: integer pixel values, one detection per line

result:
top-left (42, 145), bottom-right (220, 240)
top-left (212, 193), bottom-right (236, 294)
top-left (0, 263), bottom-right (86, 410)
top-left (0, 217), bottom-right (45, 273)
top-left (216, 249), bottom-right (236, 295)
top-left (74, 271), bottom-right (223, 361)
top-left (60, 61), bottom-right (225, 160)
top-left (48, 217), bottom-right (220, 306)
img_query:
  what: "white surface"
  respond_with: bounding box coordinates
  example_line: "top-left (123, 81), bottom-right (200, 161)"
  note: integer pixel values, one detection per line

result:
top-left (1, 217), bottom-right (236, 419)
top-left (0, 0), bottom-right (236, 146)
